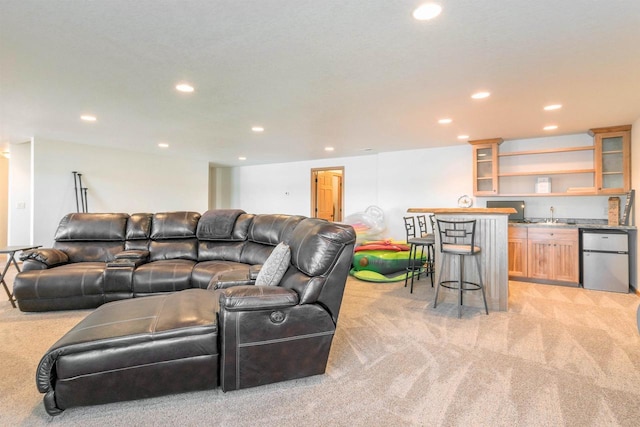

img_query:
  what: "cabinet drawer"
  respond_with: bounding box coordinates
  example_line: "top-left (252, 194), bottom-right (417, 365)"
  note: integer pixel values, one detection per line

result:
top-left (527, 227), bottom-right (577, 241)
top-left (508, 226), bottom-right (527, 239)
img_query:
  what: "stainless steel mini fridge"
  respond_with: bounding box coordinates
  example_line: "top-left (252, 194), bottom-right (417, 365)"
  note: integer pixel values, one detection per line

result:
top-left (582, 230), bottom-right (629, 293)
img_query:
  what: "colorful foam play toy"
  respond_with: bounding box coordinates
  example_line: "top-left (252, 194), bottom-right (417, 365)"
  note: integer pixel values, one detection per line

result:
top-left (350, 240), bottom-right (425, 283)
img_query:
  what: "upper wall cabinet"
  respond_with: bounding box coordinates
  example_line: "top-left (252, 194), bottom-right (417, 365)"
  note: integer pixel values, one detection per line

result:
top-left (469, 138), bottom-right (502, 196)
top-left (590, 125), bottom-right (631, 194)
top-left (470, 125), bottom-right (631, 197)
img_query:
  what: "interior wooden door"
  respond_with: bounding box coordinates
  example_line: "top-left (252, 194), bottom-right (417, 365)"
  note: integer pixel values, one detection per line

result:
top-left (316, 171), bottom-right (335, 221)
top-left (311, 167), bottom-right (344, 222)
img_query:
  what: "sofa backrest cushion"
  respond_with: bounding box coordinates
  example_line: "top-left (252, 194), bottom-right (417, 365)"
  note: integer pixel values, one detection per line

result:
top-left (239, 214), bottom-right (304, 265)
top-left (287, 218), bottom-right (356, 277)
top-left (198, 241), bottom-right (245, 262)
top-left (54, 213), bottom-right (129, 241)
top-left (53, 241), bottom-right (125, 263)
top-left (149, 212), bottom-right (200, 261)
top-left (150, 212), bottom-right (201, 239)
top-left (196, 212), bottom-right (254, 261)
top-left (125, 213), bottom-right (152, 250)
top-left (196, 209), bottom-right (247, 241)
top-left (52, 213), bottom-right (129, 263)
top-left (248, 214), bottom-right (305, 245)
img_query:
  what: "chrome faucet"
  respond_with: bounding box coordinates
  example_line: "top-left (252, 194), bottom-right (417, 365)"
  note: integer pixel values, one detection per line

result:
top-left (549, 206), bottom-right (555, 223)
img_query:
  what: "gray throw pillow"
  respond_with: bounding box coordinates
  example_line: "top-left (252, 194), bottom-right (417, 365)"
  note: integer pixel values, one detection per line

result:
top-left (255, 242), bottom-right (291, 286)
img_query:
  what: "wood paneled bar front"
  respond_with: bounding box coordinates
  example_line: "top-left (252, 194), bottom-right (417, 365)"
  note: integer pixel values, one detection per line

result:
top-left (406, 207), bottom-right (515, 312)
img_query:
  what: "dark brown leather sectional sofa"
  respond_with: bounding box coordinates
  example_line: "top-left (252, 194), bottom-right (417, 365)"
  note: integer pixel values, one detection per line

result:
top-left (15, 210), bottom-right (356, 415)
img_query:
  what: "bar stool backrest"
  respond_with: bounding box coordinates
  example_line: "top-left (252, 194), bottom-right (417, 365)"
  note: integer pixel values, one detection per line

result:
top-left (436, 219), bottom-right (478, 255)
top-left (417, 215), bottom-right (429, 237)
top-left (403, 216), bottom-right (418, 240)
top-left (428, 215), bottom-right (436, 234)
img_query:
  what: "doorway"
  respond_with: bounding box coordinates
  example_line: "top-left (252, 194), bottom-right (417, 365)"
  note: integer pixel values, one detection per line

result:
top-left (311, 167), bottom-right (344, 222)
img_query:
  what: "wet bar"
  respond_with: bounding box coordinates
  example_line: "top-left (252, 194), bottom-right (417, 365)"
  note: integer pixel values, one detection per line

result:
top-left (407, 207), bottom-right (515, 311)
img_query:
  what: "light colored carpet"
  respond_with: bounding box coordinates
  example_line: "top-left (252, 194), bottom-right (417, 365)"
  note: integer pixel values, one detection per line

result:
top-left (1, 271), bottom-right (639, 426)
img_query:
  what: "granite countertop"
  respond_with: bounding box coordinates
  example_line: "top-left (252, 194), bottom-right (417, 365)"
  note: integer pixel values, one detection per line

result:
top-left (407, 208), bottom-right (516, 214)
top-left (509, 220), bottom-right (636, 230)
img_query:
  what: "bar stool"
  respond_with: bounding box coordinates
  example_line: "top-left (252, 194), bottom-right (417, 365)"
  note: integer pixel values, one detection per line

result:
top-left (419, 215), bottom-right (436, 282)
top-left (403, 216), bottom-right (434, 293)
top-left (433, 219), bottom-right (488, 318)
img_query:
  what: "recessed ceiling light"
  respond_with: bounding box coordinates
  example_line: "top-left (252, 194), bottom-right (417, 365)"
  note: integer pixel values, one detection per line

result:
top-left (325, 147), bottom-right (335, 152)
top-left (543, 125), bottom-right (558, 131)
top-left (251, 126), bottom-right (264, 132)
top-left (238, 156), bottom-right (247, 161)
top-left (438, 118), bottom-right (453, 124)
top-left (457, 135), bottom-right (470, 140)
top-left (80, 115), bottom-right (97, 122)
top-left (544, 104), bottom-right (562, 111)
top-left (413, 3), bottom-right (442, 20)
top-left (471, 92), bottom-right (490, 99)
top-left (158, 143), bottom-right (169, 148)
top-left (175, 83), bottom-right (194, 93)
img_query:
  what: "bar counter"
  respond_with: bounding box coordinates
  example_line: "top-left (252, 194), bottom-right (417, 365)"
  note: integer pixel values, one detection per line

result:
top-left (407, 207), bottom-right (516, 312)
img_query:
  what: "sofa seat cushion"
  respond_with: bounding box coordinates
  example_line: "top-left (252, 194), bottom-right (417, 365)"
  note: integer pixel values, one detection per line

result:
top-left (37, 289), bottom-right (219, 415)
top-left (132, 259), bottom-right (196, 295)
top-left (191, 260), bottom-right (251, 289)
top-left (13, 262), bottom-right (107, 312)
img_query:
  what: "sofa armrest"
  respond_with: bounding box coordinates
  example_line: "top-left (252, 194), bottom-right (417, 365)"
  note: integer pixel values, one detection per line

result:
top-left (249, 264), bottom-right (261, 280)
top-left (218, 286), bottom-right (298, 312)
top-left (209, 270), bottom-right (254, 290)
top-left (114, 249), bottom-right (149, 262)
top-left (20, 248), bottom-right (69, 268)
top-left (106, 258), bottom-right (146, 269)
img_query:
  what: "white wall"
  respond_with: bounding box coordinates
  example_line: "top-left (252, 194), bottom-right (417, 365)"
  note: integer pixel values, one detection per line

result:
top-left (211, 166), bottom-right (232, 209)
top-left (230, 145), bottom-right (472, 240)
top-left (31, 139), bottom-right (209, 246)
top-left (7, 140), bottom-right (32, 245)
top-left (229, 131), bottom-right (638, 241)
top-left (230, 155), bottom-right (380, 219)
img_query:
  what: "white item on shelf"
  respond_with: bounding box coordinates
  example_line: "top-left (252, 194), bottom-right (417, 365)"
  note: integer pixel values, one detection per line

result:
top-left (535, 177), bottom-right (551, 193)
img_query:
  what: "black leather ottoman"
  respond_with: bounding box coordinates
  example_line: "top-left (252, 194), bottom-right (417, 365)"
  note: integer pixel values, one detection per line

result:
top-left (36, 289), bottom-right (219, 415)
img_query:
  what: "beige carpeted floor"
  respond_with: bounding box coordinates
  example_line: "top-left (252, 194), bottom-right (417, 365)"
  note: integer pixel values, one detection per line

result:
top-left (1, 270), bottom-right (639, 426)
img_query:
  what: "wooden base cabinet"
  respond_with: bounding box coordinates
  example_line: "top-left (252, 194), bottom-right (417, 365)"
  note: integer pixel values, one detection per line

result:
top-left (508, 226), bottom-right (527, 278)
top-left (526, 228), bottom-right (579, 283)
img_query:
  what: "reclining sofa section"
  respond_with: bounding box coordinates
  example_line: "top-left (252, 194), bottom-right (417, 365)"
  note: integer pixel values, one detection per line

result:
top-left (15, 210), bottom-right (348, 312)
top-left (22, 210), bottom-right (356, 415)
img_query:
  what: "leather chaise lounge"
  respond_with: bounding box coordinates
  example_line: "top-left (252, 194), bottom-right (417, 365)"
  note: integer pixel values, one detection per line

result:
top-left (14, 210), bottom-right (356, 415)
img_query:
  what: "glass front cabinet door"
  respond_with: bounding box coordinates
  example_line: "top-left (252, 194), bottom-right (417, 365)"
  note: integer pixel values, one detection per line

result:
top-left (469, 138), bottom-right (503, 196)
top-left (590, 125), bottom-right (631, 194)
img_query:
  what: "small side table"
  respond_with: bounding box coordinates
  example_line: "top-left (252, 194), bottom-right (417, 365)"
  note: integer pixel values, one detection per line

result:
top-left (1, 245), bottom-right (41, 308)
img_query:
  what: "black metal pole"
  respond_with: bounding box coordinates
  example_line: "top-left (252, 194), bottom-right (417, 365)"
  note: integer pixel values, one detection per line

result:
top-left (72, 171), bottom-right (79, 212)
top-left (77, 174), bottom-right (85, 213)
top-left (83, 188), bottom-right (88, 213)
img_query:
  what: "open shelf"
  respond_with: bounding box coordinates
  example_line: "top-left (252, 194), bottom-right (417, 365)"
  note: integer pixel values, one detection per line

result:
top-left (496, 192), bottom-right (598, 197)
top-left (498, 168), bottom-right (595, 177)
top-left (498, 145), bottom-right (594, 157)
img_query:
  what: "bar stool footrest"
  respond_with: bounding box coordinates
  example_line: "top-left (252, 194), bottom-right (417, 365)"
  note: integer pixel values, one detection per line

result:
top-left (439, 280), bottom-right (483, 292)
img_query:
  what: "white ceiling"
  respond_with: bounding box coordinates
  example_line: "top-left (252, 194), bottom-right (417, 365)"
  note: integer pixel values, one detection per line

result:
top-left (1, 0), bottom-right (639, 167)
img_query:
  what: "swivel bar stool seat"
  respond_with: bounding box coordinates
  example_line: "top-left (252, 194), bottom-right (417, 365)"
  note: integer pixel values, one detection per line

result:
top-left (433, 219), bottom-right (488, 318)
